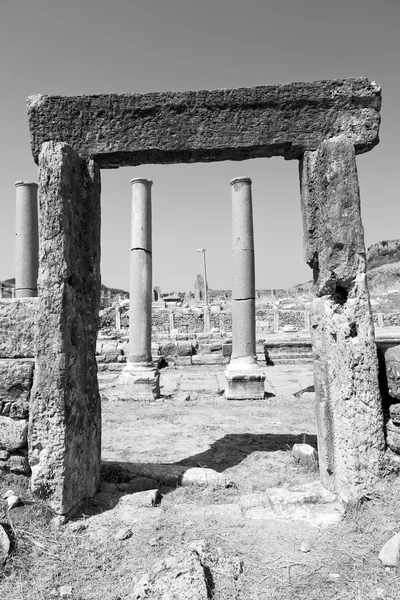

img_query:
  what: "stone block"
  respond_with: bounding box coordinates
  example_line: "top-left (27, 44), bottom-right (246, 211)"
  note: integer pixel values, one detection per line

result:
top-left (384, 345), bottom-right (400, 400)
top-left (225, 366), bottom-right (266, 400)
top-left (389, 403), bottom-right (400, 425)
top-left (222, 343), bottom-right (233, 357)
top-left (118, 364), bottom-right (160, 400)
top-left (0, 416), bottom-right (28, 451)
top-left (8, 454), bottom-right (30, 474)
top-left (29, 142), bottom-right (101, 515)
top-left (28, 79), bottom-right (380, 167)
top-left (386, 420), bottom-right (400, 454)
top-left (159, 342), bottom-right (177, 357)
top-left (176, 342), bottom-right (193, 356)
top-left (0, 299), bottom-right (38, 358)
top-left (0, 360), bottom-right (34, 411)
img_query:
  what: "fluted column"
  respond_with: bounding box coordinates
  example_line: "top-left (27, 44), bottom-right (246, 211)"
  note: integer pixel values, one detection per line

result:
top-left (15, 181), bottom-right (39, 298)
top-left (119, 178), bottom-right (160, 399)
top-left (225, 177), bottom-right (265, 400)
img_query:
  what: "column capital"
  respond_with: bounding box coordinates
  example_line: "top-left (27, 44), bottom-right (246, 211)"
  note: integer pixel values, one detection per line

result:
top-left (15, 181), bottom-right (38, 188)
top-left (230, 176), bottom-right (252, 186)
top-left (130, 178), bottom-right (153, 186)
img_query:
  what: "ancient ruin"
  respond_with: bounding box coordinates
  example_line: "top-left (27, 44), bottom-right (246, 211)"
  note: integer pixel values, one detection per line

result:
top-left (225, 177), bottom-right (266, 399)
top-left (14, 181), bottom-right (38, 298)
top-left (119, 178), bottom-right (160, 399)
top-left (0, 77), bottom-right (389, 514)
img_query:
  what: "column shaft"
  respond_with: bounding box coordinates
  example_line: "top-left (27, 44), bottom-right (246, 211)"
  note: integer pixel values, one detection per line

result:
top-left (15, 181), bottom-right (39, 298)
top-left (225, 177), bottom-right (265, 400)
top-left (128, 178), bottom-right (153, 364)
top-left (230, 177), bottom-right (256, 362)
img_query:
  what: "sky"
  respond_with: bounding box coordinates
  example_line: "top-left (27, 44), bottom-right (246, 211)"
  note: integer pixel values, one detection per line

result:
top-left (0, 0), bottom-right (399, 294)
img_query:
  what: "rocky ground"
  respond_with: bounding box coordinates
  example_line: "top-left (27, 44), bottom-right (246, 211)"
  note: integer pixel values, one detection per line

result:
top-left (2, 363), bottom-right (400, 599)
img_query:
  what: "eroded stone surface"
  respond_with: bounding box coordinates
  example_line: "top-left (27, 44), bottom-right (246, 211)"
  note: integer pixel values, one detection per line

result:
top-left (0, 416), bottom-right (28, 451)
top-left (28, 78), bottom-right (381, 167)
top-left (29, 142), bottom-right (101, 515)
top-left (0, 299), bottom-right (38, 357)
top-left (383, 345), bottom-right (400, 400)
top-left (0, 360), bottom-right (34, 418)
top-left (300, 136), bottom-right (385, 501)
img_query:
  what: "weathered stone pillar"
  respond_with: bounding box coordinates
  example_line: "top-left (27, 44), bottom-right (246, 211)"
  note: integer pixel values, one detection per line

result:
top-left (15, 181), bottom-right (39, 298)
top-left (29, 142), bottom-right (101, 516)
top-left (300, 135), bottom-right (385, 501)
top-left (119, 178), bottom-right (160, 399)
top-left (225, 177), bottom-right (265, 400)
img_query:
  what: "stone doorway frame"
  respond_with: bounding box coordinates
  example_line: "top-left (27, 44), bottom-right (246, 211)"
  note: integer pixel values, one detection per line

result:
top-left (25, 77), bottom-right (384, 514)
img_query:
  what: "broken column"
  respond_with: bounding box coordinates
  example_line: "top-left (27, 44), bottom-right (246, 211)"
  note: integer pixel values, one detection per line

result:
top-left (225, 177), bottom-right (265, 400)
top-left (119, 178), bottom-right (160, 399)
top-left (29, 142), bottom-right (102, 516)
top-left (300, 135), bottom-right (385, 501)
top-left (15, 181), bottom-right (39, 298)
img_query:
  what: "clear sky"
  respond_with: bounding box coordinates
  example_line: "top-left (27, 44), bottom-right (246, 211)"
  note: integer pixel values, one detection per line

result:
top-left (0, 0), bottom-right (399, 293)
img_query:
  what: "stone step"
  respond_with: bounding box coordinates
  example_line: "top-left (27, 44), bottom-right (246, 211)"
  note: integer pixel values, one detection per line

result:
top-left (268, 356), bottom-right (313, 365)
top-left (191, 354), bottom-right (229, 365)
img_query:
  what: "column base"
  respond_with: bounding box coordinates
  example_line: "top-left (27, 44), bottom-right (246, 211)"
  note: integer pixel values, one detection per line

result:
top-left (224, 359), bottom-right (266, 400)
top-left (118, 362), bottom-right (160, 400)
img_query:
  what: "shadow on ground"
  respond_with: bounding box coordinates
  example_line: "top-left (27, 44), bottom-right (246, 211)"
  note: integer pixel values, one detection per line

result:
top-left (82, 432), bottom-right (318, 518)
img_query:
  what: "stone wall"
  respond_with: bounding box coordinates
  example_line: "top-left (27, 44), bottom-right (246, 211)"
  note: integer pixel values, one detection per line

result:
top-left (0, 298), bottom-right (38, 475)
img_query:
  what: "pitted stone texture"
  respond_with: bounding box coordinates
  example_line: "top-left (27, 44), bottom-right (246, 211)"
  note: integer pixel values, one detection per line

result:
top-left (27, 78), bottom-right (381, 167)
top-left (386, 419), bottom-right (400, 454)
top-left (300, 137), bottom-right (366, 296)
top-left (383, 345), bottom-right (400, 400)
top-left (29, 142), bottom-right (101, 515)
top-left (0, 360), bottom-right (34, 418)
top-left (301, 137), bottom-right (384, 501)
top-left (0, 416), bottom-right (28, 451)
top-left (0, 299), bottom-right (38, 357)
top-left (310, 291), bottom-right (384, 501)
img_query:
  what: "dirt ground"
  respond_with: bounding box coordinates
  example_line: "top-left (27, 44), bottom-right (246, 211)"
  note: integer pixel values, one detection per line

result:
top-left (2, 364), bottom-right (400, 600)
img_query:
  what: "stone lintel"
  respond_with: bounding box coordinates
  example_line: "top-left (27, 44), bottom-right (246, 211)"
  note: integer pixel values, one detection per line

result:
top-left (27, 78), bottom-right (381, 168)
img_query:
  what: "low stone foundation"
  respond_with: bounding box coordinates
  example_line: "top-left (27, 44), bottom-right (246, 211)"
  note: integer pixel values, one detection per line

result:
top-left (0, 298), bottom-right (37, 475)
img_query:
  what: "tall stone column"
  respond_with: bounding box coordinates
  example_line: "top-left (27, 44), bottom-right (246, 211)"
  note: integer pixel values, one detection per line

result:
top-left (119, 178), bottom-right (160, 399)
top-left (225, 177), bottom-right (265, 400)
top-left (15, 181), bottom-right (39, 298)
top-left (300, 135), bottom-right (385, 501)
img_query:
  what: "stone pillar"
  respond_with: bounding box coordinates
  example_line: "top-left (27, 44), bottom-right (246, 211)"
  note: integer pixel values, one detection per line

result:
top-left (15, 181), bottom-right (39, 298)
top-left (29, 142), bottom-right (101, 516)
top-left (273, 307), bottom-right (279, 333)
top-left (119, 178), bottom-right (160, 399)
top-left (225, 177), bottom-right (265, 400)
top-left (300, 135), bottom-right (385, 502)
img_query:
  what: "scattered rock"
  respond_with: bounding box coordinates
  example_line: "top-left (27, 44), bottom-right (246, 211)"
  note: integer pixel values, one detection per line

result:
top-left (115, 527), bottom-right (132, 541)
top-left (132, 549), bottom-right (209, 600)
top-left (59, 585), bottom-right (73, 597)
top-left (299, 540), bottom-right (312, 553)
top-left (67, 520), bottom-right (89, 534)
top-left (292, 443), bottom-right (318, 469)
top-left (175, 392), bottom-right (190, 402)
top-left (378, 532), bottom-right (400, 567)
top-left (2, 490), bottom-right (20, 510)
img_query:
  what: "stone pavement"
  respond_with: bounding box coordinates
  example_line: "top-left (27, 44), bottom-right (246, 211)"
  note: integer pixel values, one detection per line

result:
top-left (158, 364), bottom-right (314, 398)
